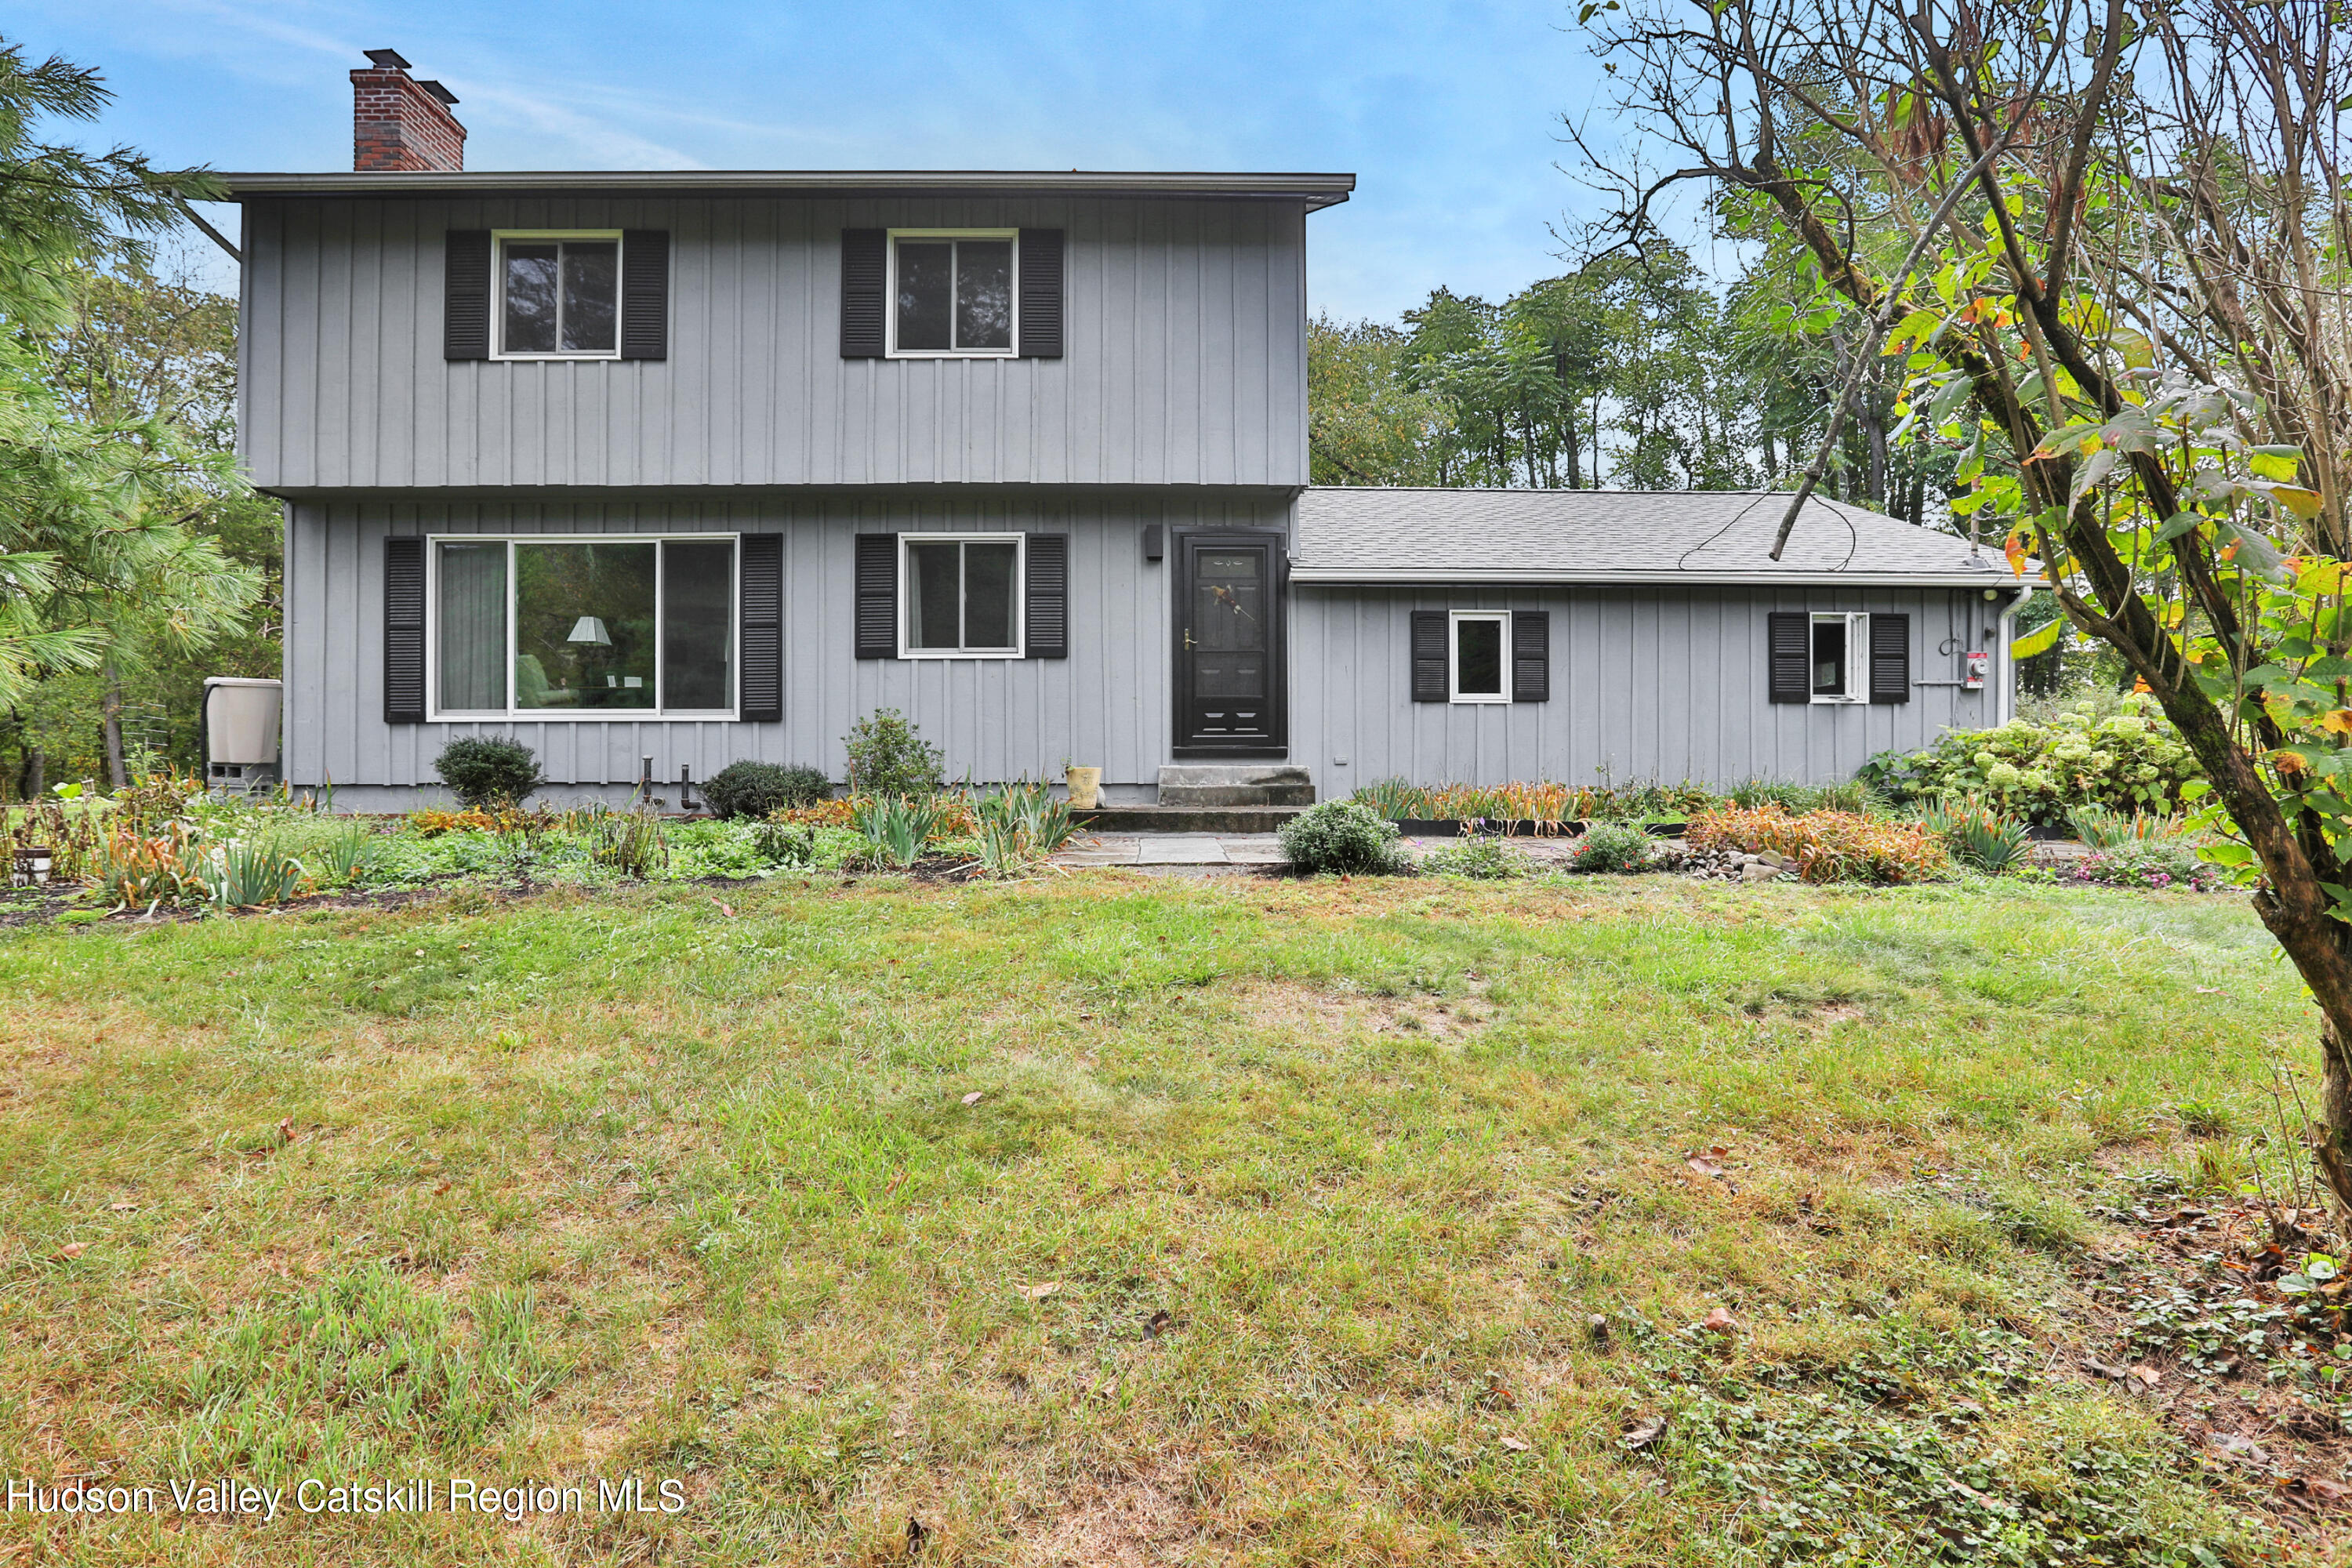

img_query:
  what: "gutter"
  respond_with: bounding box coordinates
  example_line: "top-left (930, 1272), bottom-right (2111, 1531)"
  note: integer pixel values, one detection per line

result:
top-left (217, 169), bottom-right (1359, 210)
top-left (1287, 568), bottom-right (2012, 589)
top-left (1994, 581), bottom-right (2038, 725)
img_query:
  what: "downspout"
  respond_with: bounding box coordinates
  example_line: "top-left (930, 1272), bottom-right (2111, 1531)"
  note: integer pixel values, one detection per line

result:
top-left (1994, 582), bottom-right (2037, 726)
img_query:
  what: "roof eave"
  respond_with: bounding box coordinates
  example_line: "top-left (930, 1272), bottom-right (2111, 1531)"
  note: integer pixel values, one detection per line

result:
top-left (1287, 568), bottom-right (2020, 589)
top-left (215, 169), bottom-right (1357, 209)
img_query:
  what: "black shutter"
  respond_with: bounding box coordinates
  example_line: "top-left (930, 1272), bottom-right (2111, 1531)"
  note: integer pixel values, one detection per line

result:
top-left (1869, 612), bottom-right (1911, 704)
top-left (619, 230), bottom-right (670, 361)
top-left (1410, 611), bottom-right (1448, 702)
top-left (1023, 533), bottom-right (1069, 658)
top-left (1767, 612), bottom-right (1809, 704)
top-left (841, 229), bottom-right (887, 358)
top-left (1018, 228), bottom-right (1065, 359)
top-left (384, 536), bottom-right (426, 724)
top-left (739, 533), bottom-right (782, 722)
top-left (445, 230), bottom-right (491, 361)
top-left (1512, 611), bottom-right (1550, 702)
top-left (855, 533), bottom-right (898, 658)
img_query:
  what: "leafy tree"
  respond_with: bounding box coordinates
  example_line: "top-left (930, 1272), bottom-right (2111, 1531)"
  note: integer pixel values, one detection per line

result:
top-left (1306, 315), bottom-right (1457, 486)
top-left (1574, 0), bottom-right (2352, 1202)
top-left (0, 41), bottom-right (260, 785)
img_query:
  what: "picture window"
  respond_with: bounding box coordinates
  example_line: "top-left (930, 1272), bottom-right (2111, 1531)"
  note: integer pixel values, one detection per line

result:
top-left (431, 536), bottom-right (735, 717)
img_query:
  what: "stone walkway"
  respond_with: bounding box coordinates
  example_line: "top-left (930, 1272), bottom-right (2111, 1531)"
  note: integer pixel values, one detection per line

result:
top-left (1052, 833), bottom-right (1289, 872)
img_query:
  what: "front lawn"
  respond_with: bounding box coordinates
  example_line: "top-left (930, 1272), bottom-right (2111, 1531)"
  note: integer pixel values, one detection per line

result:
top-left (0, 872), bottom-right (2339, 1564)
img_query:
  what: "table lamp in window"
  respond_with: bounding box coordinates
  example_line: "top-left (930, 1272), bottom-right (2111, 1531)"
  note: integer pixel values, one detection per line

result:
top-left (568, 615), bottom-right (615, 692)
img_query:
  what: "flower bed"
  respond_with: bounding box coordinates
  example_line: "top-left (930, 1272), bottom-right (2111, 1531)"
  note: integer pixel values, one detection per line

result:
top-left (1687, 806), bottom-right (1948, 884)
top-left (2063, 841), bottom-right (2227, 893)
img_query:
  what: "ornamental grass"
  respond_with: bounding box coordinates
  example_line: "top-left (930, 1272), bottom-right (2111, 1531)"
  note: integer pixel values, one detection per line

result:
top-left (1689, 804), bottom-right (1949, 884)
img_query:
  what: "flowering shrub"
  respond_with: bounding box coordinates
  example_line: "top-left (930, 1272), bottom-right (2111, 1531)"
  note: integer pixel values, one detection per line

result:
top-left (2067, 841), bottom-right (2227, 893)
top-left (1860, 695), bottom-right (2200, 824)
top-left (1690, 806), bottom-right (1948, 884)
top-left (407, 808), bottom-right (499, 837)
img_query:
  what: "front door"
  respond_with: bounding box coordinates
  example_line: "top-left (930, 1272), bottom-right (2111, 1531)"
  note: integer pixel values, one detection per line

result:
top-left (1175, 532), bottom-right (1283, 752)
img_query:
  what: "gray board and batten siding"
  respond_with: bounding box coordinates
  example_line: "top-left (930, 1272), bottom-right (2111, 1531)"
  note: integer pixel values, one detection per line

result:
top-left (235, 191), bottom-right (1316, 493)
top-left (285, 493), bottom-right (1290, 808)
top-left (1286, 488), bottom-right (2023, 789)
top-left (1290, 583), bottom-right (1996, 790)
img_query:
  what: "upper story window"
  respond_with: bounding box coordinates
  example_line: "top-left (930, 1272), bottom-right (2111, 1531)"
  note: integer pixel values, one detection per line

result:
top-left (497, 232), bottom-right (621, 358)
top-left (889, 231), bottom-right (1017, 357)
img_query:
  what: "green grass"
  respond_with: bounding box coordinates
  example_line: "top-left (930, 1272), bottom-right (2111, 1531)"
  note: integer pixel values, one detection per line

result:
top-left (0, 873), bottom-right (2329, 1564)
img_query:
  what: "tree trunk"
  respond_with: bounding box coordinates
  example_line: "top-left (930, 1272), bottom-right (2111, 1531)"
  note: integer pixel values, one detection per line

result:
top-left (100, 665), bottom-right (128, 790)
top-left (2319, 1019), bottom-right (2352, 1211)
top-left (1565, 404), bottom-right (1583, 488)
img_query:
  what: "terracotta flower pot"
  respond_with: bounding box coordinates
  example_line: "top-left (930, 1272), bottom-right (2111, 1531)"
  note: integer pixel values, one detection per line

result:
top-left (1065, 767), bottom-right (1102, 810)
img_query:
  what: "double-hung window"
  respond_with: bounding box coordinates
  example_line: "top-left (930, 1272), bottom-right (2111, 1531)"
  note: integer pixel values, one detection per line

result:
top-left (495, 232), bottom-right (622, 358)
top-left (430, 535), bottom-right (736, 717)
top-left (888, 230), bottom-right (1017, 356)
top-left (1449, 612), bottom-right (1511, 703)
top-left (901, 535), bottom-right (1023, 657)
top-left (1810, 612), bottom-right (1870, 703)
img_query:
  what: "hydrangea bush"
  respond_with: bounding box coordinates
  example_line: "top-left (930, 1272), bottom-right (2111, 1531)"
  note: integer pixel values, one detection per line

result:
top-left (1860, 695), bottom-right (2199, 824)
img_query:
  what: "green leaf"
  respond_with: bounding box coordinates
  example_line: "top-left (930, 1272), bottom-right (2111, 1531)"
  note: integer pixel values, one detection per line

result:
top-left (2009, 617), bottom-right (2063, 659)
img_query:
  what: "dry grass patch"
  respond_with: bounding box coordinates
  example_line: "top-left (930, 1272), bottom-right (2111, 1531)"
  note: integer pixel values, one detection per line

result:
top-left (0, 874), bottom-right (2335, 1563)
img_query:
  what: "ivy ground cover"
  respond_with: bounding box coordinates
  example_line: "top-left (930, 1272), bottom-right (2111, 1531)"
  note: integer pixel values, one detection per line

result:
top-left (0, 873), bottom-right (2339, 1565)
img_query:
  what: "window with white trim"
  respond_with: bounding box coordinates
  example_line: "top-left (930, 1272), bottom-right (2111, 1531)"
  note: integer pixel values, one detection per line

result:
top-left (888, 230), bottom-right (1017, 357)
top-left (901, 534), bottom-right (1023, 657)
top-left (1450, 611), bottom-right (1510, 703)
top-left (430, 535), bottom-right (735, 718)
top-left (495, 232), bottom-right (622, 358)
top-left (1810, 612), bottom-right (1869, 702)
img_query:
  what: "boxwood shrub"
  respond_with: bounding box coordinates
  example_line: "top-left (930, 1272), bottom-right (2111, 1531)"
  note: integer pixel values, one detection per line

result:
top-left (702, 760), bottom-right (831, 820)
top-left (433, 737), bottom-right (543, 809)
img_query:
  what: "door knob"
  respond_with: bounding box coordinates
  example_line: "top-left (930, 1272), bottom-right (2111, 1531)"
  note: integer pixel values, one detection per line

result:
top-left (1183, 629), bottom-right (1196, 650)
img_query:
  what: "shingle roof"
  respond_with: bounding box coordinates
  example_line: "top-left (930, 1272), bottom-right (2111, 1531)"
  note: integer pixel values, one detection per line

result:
top-left (1290, 487), bottom-right (2008, 584)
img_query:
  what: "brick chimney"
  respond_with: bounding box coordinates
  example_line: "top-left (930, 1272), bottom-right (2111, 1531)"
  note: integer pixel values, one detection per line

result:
top-left (351, 49), bottom-right (466, 172)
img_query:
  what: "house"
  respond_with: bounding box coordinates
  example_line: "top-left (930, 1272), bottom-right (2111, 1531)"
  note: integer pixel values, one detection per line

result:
top-left (224, 52), bottom-right (2027, 809)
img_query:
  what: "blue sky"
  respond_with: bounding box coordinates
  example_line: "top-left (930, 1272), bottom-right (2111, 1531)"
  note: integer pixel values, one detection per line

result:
top-left (15, 0), bottom-right (1621, 321)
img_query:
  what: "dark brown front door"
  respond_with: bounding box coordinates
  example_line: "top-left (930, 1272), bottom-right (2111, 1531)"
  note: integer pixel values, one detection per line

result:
top-left (1175, 532), bottom-right (1283, 752)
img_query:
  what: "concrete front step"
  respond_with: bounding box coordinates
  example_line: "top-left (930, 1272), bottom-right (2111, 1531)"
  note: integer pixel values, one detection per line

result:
top-left (1155, 764), bottom-right (1316, 808)
top-left (1077, 804), bottom-right (1308, 833)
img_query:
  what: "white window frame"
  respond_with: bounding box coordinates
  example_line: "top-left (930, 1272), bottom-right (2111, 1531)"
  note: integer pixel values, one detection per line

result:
top-left (1809, 612), bottom-right (1870, 704)
top-left (898, 532), bottom-right (1025, 659)
top-left (1448, 610), bottom-right (1512, 704)
top-left (491, 230), bottom-right (626, 361)
top-left (424, 532), bottom-right (740, 721)
top-left (885, 229), bottom-right (1020, 359)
